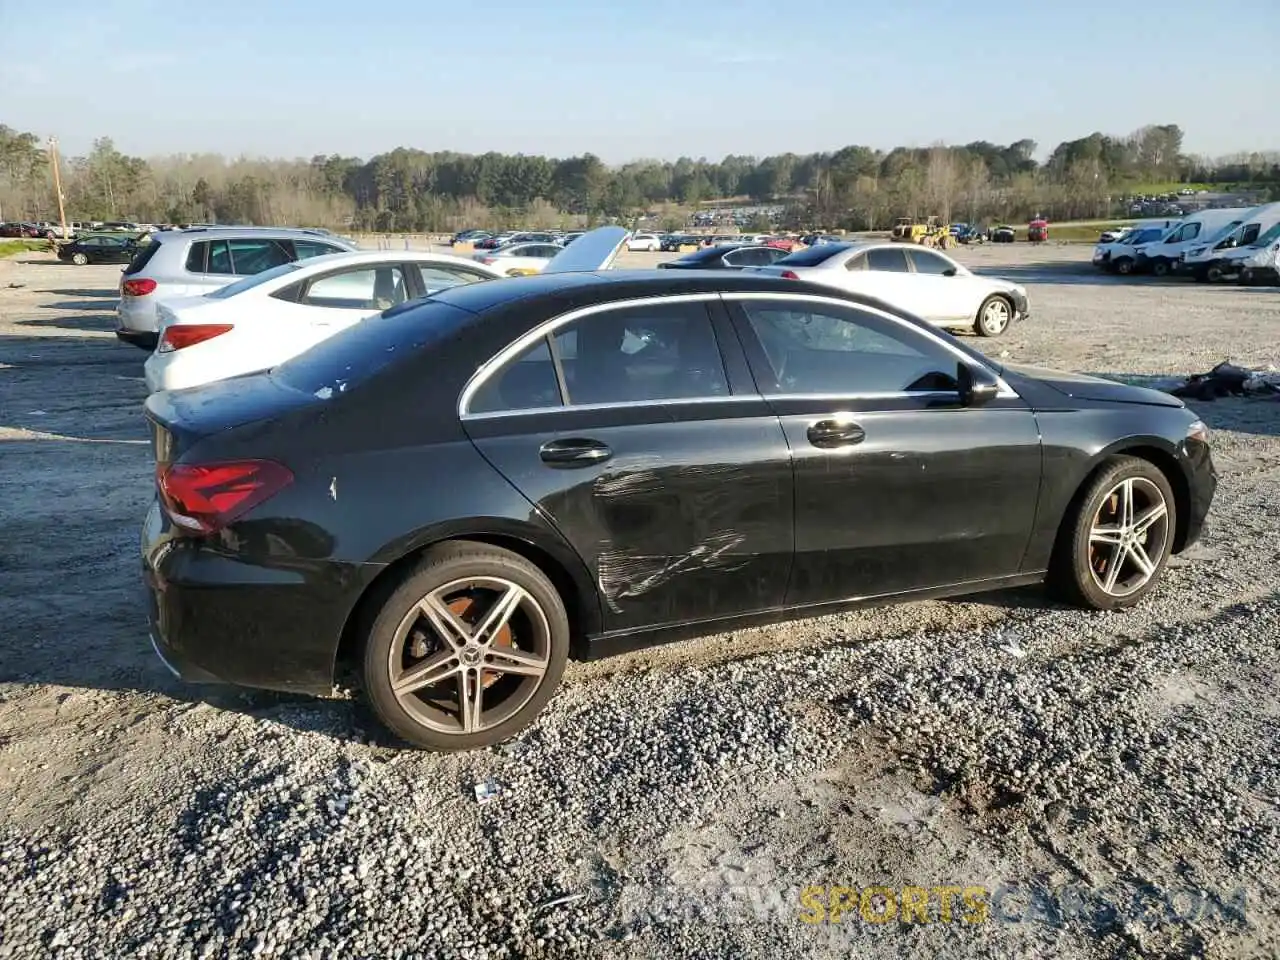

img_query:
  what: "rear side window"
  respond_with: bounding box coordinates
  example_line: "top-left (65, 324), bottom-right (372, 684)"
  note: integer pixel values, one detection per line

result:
top-left (866, 248), bottom-right (911, 272)
top-left (123, 241), bottom-right (161, 276)
top-left (272, 299), bottom-right (475, 395)
top-left (229, 239), bottom-right (292, 275)
top-left (184, 241), bottom-right (209, 273)
top-left (774, 244), bottom-right (851, 267)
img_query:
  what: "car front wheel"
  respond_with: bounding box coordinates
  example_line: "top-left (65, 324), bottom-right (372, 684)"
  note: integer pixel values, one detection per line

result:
top-left (362, 541), bottom-right (570, 750)
top-left (1113, 257), bottom-right (1135, 275)
top-left (974, 295), bottom-right (1012, 337)
top-left (71, 252), bottom-right (89, 265)
top-left (1049, 455), bottom-right (1176, 610)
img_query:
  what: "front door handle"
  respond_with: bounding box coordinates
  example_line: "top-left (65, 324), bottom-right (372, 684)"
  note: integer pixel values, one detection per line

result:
top-left (539, 438), bottom-right (612, 465)
top-left (807, 418), bottom-right (866, 448)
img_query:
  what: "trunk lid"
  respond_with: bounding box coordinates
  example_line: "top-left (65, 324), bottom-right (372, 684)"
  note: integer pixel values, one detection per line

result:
top-left (144, 373), bottom-right (317, 464)
top-left (540, 225), bottom-right (629, 274)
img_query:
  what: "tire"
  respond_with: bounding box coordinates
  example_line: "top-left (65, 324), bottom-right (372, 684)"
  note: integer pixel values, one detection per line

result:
top-left (1048, 455), bottom-right (1176, 611)
top-left (1113, 257), bottom-right (1135, 275)
top-left (1150, 259), bottom-right (1170, 278)
top-left (361, 541), bottom-right (570, 751)
top-left (1206, 264), bottom-right (1226, 283)
top-left (974, 294), bottom-right (1013, 337)
top-left (71, 252), bottom-right (89, 265)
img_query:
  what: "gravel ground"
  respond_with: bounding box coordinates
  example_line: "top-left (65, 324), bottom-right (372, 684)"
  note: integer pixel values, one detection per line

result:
top-left (1, 244), bottom-right (1278, 959)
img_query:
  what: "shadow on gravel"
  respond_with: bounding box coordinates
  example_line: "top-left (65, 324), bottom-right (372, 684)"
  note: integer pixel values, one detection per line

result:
top-left (37, 300), bottom-right (118, 312)
top-left (45, 288), bottom-right (119, 298)
top-left (16, 314), bottom-right (119, 334)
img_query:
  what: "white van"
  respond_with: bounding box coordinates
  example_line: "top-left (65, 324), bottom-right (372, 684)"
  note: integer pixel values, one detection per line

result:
top-left (1182, 202), bottom-right (1280, 281)
top-left (1215, 218), bottom-right (1280, 282)
top-left (1133, 207), bottom-right (1252, 276)
top-left (1092, 222), bottom-right (1178, 273)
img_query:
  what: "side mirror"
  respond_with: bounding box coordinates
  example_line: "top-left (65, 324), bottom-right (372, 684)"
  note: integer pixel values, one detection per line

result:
top-left (957, 361), bottom-right (1000, 407)
top-left (942, 267), bottom-right (958, 277)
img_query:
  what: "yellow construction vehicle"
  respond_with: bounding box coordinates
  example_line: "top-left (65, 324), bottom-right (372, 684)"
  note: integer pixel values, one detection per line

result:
top-left (891, 216), bottom-right (954, 246)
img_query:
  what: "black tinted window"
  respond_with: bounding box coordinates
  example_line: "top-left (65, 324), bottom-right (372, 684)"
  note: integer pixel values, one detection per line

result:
top-left (741, 301), bottom-right (958, 395)
top-left (907, 250), bottom-right (953, 275)
top-left (124, 241), bottom-right (161, 275)
top-left (775, 244), bottom-right (852, 267)
top-left (184, 241), bottom-right (208, 273)
top-left (229, 239), bottom-right (292, 276)
top-left (470, 301), bottom-right (730, 413)
top-left (273, 299), bottom-right (475, 395)
top-left (866, 248), bottom-right (911, 272)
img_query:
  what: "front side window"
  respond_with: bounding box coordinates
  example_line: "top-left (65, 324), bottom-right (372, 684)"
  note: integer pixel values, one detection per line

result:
top-left (301, 266), bottom-right (408, 310)
top-left (468, 301), bottom-right (730, 415)
top-left (294, 239), bottom-right (346, 260)
top-left (740, 301), bottom-right (961, 395)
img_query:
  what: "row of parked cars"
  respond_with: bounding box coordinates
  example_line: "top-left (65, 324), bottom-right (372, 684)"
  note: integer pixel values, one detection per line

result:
top-left (1091, 202), bottom-right (1280, 283)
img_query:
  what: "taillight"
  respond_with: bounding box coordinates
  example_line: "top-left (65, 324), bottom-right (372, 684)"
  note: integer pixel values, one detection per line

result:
top-left (779, 270), bottom-right (800, 280)
top-left (122, 278), bottom-right (157, 296)
top-left (158, 323), bottom-right (234, 353)
top-left (157, 460), bottom-right (293, 534)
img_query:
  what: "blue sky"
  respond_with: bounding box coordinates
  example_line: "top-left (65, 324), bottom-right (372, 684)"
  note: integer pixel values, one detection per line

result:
top-left (2, 0), bottom-right (1276, 163)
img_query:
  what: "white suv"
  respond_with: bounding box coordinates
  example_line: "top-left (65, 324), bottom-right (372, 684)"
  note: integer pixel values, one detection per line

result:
top-left (115, 227), bottom-right (357, 349)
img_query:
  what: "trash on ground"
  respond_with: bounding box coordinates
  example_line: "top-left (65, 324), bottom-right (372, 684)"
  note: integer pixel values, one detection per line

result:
top-left (473, 779), bottom-right (501, 804)
top-left (1162, 361), bottom-right (1280, 401)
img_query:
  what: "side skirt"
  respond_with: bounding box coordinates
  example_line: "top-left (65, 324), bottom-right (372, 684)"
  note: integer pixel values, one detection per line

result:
top-left (579, 571), bottom-right (1048, 661)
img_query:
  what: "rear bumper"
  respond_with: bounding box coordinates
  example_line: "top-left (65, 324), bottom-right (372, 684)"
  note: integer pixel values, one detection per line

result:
top-left (141, 501), bottom-right (374, 696)
top-left (117, 328), bottom-right (158, 350)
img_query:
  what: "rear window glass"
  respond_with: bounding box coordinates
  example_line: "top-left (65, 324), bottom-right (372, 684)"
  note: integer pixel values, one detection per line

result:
top-left (774, 244), bottom-right (852, 267)
top-left (123, 241), bottom-right (161, 276)
top-left (206, 262), bottom-right (303, 299)
top-left (271, 299), bottom-right (475, 396)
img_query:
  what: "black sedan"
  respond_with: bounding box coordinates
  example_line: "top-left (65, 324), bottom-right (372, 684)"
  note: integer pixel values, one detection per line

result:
top-left (56, 233), bottom-right (142, 265)
top-left (657, 244), bottom-right (790, 271)
top-left (142, 270), bottom-right (1216, 750)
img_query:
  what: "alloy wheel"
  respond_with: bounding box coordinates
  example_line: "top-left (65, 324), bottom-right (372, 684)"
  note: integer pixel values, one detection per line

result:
top-left (1087, 477), bottom-right (1170, 597)
top-left (387, 576), bottom-right (552, 735)
top-left (981, 298), bottom-right (1010, 334)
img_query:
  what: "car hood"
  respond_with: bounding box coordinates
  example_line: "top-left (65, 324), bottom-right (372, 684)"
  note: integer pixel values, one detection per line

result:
top-left (1003, 364), bottom-right (1183, 408)
top-left (541, 226), bottom-right (629, 274)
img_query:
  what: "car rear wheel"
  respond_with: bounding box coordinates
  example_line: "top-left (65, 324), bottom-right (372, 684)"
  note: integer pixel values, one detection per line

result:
top-left (1049, 455), bottom-right (1176, 610)
top-left (71, 252), bottom-right (88, 265)
top-left (362, 541), bottom-right (569, 750)
top-left (974, 295), bottom-right (1012, 337)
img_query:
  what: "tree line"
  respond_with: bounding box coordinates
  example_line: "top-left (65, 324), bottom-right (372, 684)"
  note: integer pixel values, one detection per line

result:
top-left (2, 121), bottom-right (1278, 233)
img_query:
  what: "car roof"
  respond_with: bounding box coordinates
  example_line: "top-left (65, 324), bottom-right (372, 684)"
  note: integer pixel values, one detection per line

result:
top-left (154, 226), bottom-right (353, 243)
top-left (285, 250), bottom-right (504, 271)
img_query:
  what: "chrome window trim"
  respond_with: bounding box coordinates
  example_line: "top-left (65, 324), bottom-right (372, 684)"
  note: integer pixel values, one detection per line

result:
top-left (723, 291), bottom-right (1019, 399)
top-left (457, 293), bottom-right (723, 418)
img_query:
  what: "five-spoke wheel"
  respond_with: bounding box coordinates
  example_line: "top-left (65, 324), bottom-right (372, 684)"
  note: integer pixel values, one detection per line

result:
top-left (1050, 455), bottom-right (1177, 610)
top-left (364, 543), bottom-right (569, 750)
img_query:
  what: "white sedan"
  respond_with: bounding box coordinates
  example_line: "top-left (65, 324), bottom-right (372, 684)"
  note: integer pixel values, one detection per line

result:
top-left (751, 241), bottom-right (1029, 337)
top-left (143, 229), bottom-right (630, 393)
top-left (626, 233), bottom-right (661, 252)
top-left (472, 241), bottom-right (564, 275)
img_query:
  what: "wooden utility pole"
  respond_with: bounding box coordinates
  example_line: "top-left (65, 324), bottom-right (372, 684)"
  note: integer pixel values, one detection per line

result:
top-left (48, 137), bottom-right (69, 240)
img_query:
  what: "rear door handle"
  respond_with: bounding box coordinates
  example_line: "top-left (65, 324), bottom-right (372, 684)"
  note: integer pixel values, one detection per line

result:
top-left (539, 438), bottom-right (612, 465)
top-left (807, 418), bottom-right (866, 448)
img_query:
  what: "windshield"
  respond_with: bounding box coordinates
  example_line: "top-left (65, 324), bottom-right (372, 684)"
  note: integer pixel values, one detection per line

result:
top-left (1127, 228), bottom-right (1164, 245)
top-left (205, 261), bottom-right (303, 299)
top-left (1248, 221), bottom-right (1280, 248)
top-left (1202, 220), bottom-right (1244, 246)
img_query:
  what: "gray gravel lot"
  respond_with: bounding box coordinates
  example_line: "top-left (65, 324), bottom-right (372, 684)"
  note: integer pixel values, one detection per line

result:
top-left (1, 244), bottom-right (1278, 959)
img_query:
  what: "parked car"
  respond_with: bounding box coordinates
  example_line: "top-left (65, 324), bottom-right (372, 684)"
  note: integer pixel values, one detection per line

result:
top-left (991, 225), bottom-right (1017, 243)
top-left (627, 233), bottom-right (662, 252)
top-left (451, 229), bottom-right (490, 246)
top-left (145, 229), bottom-right (629, 393)
top-left (657, 244), bottom-right (789, 271)
top-left (473, 242), bottom-right (564, 275)
top-left (99, 221), bottom-right (142, 233)
top-left (115, 227), bottom-right (358, 349)
top-left (660, 234), bottom-right (695, 252)
top-left (141, 268), bottom-right (1216, 750)
top-left (750, 241), bottom-right (1029, 337)
top-left (473, 233), bottom-right (520, 250)
top-left (1091, 226), bottom-right (1170, 274)
top-left (56, 233), bottom-right (143, 265)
